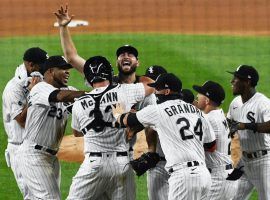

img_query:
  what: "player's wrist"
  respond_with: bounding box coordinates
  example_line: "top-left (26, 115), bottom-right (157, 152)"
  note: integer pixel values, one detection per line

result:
top-left (243, 123), bottom-right (257, 132)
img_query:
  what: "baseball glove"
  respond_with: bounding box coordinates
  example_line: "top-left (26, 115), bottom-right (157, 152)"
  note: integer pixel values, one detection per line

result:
top-left (226, 166), bottom-right (244, 181)
top-left (130, 152), bottom-right (161, 176)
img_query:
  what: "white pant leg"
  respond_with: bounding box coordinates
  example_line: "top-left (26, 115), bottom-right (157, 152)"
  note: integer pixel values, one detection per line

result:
top-left (68, 153), bottom-right (135, 200)
top-left (244, 154), bottom-right (270, 200)
top-left (19, 145), bottom-right (61, 200)
top-left (168, 165), bottom-right (211, 200)
top-left (232, 172), bottom-right (253, 200)
top-left (147, 161), bottom-right (169, 200)
top-left (207, 168), bottom-right (239, 200)
top-left (6, 144), bottom-right (33, 200)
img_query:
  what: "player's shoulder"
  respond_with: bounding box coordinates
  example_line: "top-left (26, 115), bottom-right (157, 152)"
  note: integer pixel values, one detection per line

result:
top-left (254, 92), bottom-right (269, 102)
top-left (229, 95), bottom-right (242, 108)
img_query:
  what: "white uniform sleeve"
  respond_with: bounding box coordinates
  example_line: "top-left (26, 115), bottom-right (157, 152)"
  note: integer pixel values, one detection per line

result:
top-left (202, 115), bottom-right (216, 143)
top-left (137, 93), bottom-right (157, 110)
top-left (71, 102), bottom-right (81, 131)
top-left (136, 105), bottom-right (159, 127)
top-left (29, 82), bottom-right (57, 107)
top-left (9, 86), bottom-right (26, 119)
top-left (122, 83), bottom-right (145, 104)
top-left (259, 98), bottom-right (270, 122)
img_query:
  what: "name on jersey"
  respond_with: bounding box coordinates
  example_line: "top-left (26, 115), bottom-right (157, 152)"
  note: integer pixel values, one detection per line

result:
top-left (164, 103), bottom-right (203, 117)
top-left (81, 92), bottom-right (118, 110)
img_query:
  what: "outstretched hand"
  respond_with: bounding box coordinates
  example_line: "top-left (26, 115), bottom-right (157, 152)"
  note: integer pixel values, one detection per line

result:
top-left (54, 5), bottom-right (74, 27)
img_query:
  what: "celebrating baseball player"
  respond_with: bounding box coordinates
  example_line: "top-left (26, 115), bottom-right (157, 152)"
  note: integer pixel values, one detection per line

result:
top-left (55, 5), bottom-right (158, 198)
top-left (227, 65), bottom-right (270, 200)
top-left (227, 94), bottom-right (254, 200)
top-left (2, 47), bottom-right (48, 199)
top-left (193, 80), bottom-right (238, 199)
top-left (116, 73), bottom-right (216, 200)
top-left (66, 56), bottom-right (154, 199)
top-left (18, 56), bottom-right (85, 199)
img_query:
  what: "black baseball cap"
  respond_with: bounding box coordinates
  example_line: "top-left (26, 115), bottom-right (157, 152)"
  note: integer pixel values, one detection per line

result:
top-left (181, 89), bottom-right (195, 104)
top-left (116, 45), bottom-right (138, 58)
top-left (193, 81), bottom-right (225, 106)
top-left (227, 65), bottom-right (259, 86)
top-left (42, 56), bottom-right (72, 73)
top-left (148, 73), bottom-right (182, 93)
top-left (23, 47), bottom-right (48, 64)
top-left (145, 65), bottom-right (167, 80)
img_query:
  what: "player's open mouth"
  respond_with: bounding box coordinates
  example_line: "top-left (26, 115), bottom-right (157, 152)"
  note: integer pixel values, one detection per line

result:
top-left (122, 60), bottom-right (131, 67)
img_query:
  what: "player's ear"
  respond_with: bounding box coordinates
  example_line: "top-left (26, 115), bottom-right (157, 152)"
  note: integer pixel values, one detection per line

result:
top-left (164, 89), bottom-right (170, 95)
top-left (136, 59), bottom-right (140, 67)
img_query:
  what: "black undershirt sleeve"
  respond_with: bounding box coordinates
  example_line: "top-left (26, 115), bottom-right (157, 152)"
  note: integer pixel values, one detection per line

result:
top-left (126, 113), bottom-right (145, 132)
top-left (48, 90), bottom-right (61, 102)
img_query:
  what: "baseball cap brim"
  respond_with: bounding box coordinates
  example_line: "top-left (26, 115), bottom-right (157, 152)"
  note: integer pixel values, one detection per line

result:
top-left (192, 85), bottom-right (206, 95)
top-left (226, 71), bottom-right (248, 79)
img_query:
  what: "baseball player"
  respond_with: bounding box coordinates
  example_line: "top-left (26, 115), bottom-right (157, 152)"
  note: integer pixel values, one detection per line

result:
top-left (142, 65), bottom-right (170, 200)
top-left (193, 80), bottom-right (238, 199)
top-left (2, 47), bottom-right (48, 199)
top-left (227, 96), bottom-right (254, 200)
top-left (18, 56), bottom-right (85, 199)
top-left (227, 65), bottom-right (270, 200)
top-left (117, 73), bottom-right (216, 200)
top-left (66, 56), bottom-right (154, 199)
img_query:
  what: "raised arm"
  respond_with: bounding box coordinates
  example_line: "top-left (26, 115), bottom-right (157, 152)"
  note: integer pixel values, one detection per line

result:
top-left (54, 5), bottom-right (85, 74)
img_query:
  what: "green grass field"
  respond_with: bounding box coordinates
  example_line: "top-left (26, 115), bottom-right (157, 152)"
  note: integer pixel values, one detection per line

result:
top-left (1, 33), bottom-right (269, 199)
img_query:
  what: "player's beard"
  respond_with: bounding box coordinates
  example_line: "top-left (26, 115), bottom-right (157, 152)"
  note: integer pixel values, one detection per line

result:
top-left (117, 63), bottom-right (137, 76)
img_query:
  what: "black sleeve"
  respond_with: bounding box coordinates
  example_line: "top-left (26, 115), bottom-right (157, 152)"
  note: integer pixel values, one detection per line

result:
top-left (127, 113), bottom-right (145, 131)
top-left (48, 90), bottom-right (61, 102)
top-left (204, 140), bottom-right (216, 152)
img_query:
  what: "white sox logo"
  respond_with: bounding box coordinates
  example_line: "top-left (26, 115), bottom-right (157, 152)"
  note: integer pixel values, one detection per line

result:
top-left (247, 111), bottom-right (255, 123)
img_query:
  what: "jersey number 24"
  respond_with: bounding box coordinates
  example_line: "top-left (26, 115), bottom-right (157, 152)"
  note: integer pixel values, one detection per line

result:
top-left (177, 117), bottom-right (203, 141)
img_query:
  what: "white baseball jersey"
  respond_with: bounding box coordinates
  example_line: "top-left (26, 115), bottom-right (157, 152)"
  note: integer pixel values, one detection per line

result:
top-left (14, 63), bottom-right (28, 81)
top-left (2, 78), bottom-right (26, 144)
top-left (205, 109), bottom-right (232, 168)
top-left (234, 92), bottom-right (270, 152)
top-left (2, 64), bottom-right (32, 199)
top-left (136, 99), bottom-right (215, 200)
top-left (67, 83), bottom-right (145, 200)
top-left (72, 83), bottom-right (145, 153)
top-left (136, 99), bottom-right (216, 169)
top-left (205, 109), bottom-right (238, 200)
top-left (228, 93), bottom-right (270, 200)
top-left (227, 95), bottom-right (243, 122)
top-left (24, 81), bottom-right (70, 149)
top-left (19, 81), bottom-right (75, 200)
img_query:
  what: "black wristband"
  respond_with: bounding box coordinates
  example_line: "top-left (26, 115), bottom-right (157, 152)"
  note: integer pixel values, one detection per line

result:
top-left (244, 123), bottom-right (257, 132)
top-left (119, 113), bottom-right (127, 127)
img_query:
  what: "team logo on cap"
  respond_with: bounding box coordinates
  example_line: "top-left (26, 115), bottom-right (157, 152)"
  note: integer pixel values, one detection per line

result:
top-left (148, 66), bottom-right (154, 74)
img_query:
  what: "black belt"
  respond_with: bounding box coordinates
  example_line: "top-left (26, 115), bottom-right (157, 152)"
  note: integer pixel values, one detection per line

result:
top-left (243, 150), bottom-right (268, 159)
top-left (89, 152), bottom-right (128, 157)
top-left (169, 161), bottom-right (199, 173)
top-left (208, 164), bottom-right (233, 173)
top-left (160, 156), bottom-right (166, 161)
top-left (34, 145), bottom-right (57, 156)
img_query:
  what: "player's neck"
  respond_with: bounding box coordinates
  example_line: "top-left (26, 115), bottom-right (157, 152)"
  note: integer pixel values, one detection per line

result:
top-left (241, 88), bottom-right (256, 103)
top-left (119, 72), bottom-right (136, 84)
top-left (203, 105), bottom-right (218, 114)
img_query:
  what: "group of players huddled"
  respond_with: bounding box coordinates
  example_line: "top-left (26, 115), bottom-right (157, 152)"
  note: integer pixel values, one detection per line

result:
top-left (3, 4), bottom-right (270, 200)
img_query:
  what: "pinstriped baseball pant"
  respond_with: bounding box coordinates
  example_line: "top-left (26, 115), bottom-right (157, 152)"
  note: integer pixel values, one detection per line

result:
top-left (67, 152), bottom-right (135, 200)
top-left (147, 160), bottom-right (169, 200)
top-left (168, 164), bottom-right (211, 200)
